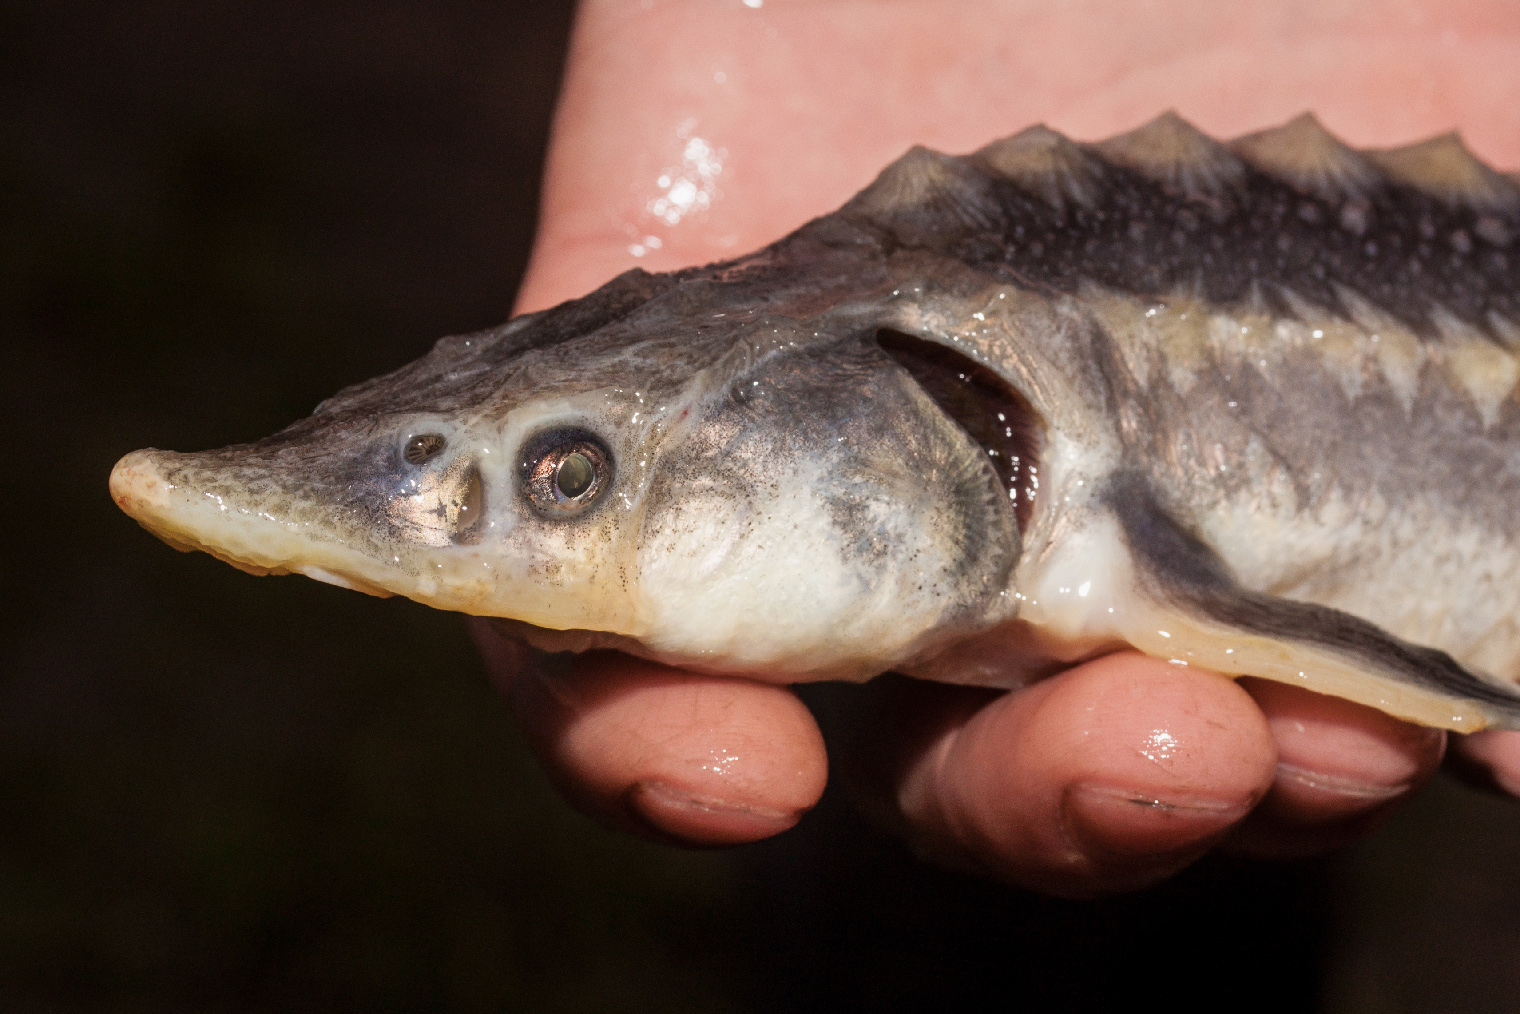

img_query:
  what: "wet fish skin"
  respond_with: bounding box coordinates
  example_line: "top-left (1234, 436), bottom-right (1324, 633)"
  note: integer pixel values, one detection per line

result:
top-left (111, 112), bottom-right (1520, 731)
top-left (111, 252), bottom-right (1021, 679)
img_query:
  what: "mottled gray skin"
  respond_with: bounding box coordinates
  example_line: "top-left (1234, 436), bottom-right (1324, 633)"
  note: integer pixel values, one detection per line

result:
top-left (112, 112), bottom-right (1520, 729)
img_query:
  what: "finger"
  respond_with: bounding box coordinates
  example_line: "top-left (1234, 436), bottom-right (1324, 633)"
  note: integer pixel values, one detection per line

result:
top-left (836, 652), bottom-right (1277, 898)
top-left (1449, 729), bottom-right (1520, 798)
top-left (471, 620), bottom-right (827, 847)
top-left (1227, 679), bottom-right (1446, 859)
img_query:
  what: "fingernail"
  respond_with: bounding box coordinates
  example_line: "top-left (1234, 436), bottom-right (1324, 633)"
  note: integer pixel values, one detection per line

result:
top-left (629, 781), bottom-right (800, 845)
top-left (1274, 762), bottom-right (1408, 800)
top-left (1260, 698), bottom-right (1445, 791)
top-left (1063, 783), bottom-right (1249, 859)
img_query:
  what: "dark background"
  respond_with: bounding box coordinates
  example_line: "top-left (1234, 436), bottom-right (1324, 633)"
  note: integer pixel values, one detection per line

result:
top-left (5, 3), bottom-right (1520, 1011)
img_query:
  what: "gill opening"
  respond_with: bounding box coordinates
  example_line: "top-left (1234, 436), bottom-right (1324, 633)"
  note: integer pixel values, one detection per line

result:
top-left (876, 328), bottom-right (1043, 532)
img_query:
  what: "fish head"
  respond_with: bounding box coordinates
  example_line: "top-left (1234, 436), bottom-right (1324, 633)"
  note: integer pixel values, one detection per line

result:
top-left (111, 271), bottom-right (1029, 680)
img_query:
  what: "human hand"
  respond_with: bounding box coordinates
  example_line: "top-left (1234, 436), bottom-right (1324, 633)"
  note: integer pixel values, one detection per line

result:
top-left (480, 0), bottom-right (1520, 896)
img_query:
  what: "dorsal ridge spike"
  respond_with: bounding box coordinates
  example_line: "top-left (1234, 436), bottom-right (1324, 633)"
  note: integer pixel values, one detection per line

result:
top-left (1230, 112), bottom-right (1381, 203)
top-left (1366, 131), bottom-right (1520, 212)
top-left (847, 145), bottom-right (979, 210)
top-left (1092, 110), bottom-right (1246, 205)
top-left (842, 144), bottom-right (1002, 242)
top-left (973, 123), bottom-right (1105, 211)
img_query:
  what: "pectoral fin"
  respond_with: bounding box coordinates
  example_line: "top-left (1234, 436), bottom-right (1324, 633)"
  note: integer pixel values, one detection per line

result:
top-left (1107, 473), bottom-right (1520, 732)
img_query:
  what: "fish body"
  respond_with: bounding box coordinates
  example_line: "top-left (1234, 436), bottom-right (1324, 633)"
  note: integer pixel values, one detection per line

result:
top-left (111, 112), bottom-right (1520, 731)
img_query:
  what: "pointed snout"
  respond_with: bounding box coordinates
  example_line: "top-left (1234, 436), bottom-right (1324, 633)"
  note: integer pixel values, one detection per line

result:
top-left (110, 447), bottom-right (291, 576)
top-left (109, 429), bottom-right (633, 624)
top-left (109, 445), bottom-right (404, 596)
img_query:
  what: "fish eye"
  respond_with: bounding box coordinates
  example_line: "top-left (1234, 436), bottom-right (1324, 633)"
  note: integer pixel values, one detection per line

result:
top-left (404, 433), bottom-right (446, 465)
top-left (522, 432), bottom-right (612, 514)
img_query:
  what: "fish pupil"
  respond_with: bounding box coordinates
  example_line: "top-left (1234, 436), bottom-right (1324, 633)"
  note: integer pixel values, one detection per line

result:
top-left (555, 452), bottom-right (595, 499)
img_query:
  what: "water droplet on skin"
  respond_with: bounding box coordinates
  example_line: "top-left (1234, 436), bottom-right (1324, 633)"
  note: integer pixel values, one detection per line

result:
top-left (1138, 729), bottom-right (1179, 763)
top-left (646, 134), bottom-right (725, 226)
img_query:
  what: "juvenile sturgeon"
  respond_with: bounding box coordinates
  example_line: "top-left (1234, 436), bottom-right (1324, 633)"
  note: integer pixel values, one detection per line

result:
top-left (111, 112), bottom-right (1520, 732)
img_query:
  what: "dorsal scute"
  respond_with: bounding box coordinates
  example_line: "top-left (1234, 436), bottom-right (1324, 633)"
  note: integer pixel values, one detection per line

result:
top-left (973, 124), bottom-right (1106, 212)
top-left (1365, 132), bottom-right (1520, 213)
top-left (1092, 110), bottom-right (1247, 203)
top-left (843, 144), bottom-right (1003, 242)
top-left (1230, 112), bottom-right (1381, 202)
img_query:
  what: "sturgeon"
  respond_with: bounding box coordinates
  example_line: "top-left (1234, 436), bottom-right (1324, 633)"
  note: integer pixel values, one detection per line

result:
top-left (111, 112), bottom-right (1520, 732)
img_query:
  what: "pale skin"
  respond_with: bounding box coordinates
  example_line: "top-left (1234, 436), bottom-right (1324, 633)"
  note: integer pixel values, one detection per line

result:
top-left (476, 0), bottom-right (1520, 896)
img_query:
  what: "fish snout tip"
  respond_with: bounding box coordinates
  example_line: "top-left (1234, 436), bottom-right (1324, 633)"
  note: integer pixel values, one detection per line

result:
top-left (110, 448), bottom-right (209, 556)
top-left (108, 448), bottom-right (282, 571)
top-left (109, 448), bottom-right (172, 521)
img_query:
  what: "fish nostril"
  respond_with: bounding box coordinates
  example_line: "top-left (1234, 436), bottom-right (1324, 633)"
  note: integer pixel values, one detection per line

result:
top-left (405, 433), bottom-right (446, 465)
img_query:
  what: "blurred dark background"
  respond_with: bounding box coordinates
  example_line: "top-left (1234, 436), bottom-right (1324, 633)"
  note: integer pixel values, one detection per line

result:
top-left (4, 3), bottom-right (1520, 1011)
